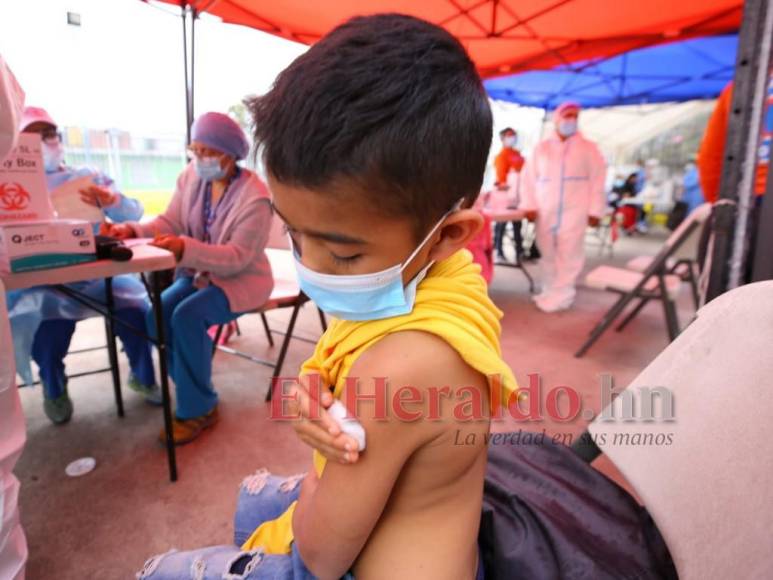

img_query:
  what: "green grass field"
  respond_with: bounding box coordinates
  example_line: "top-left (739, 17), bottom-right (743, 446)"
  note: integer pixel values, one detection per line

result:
top-left (126, 190), bottom-right (174, 218)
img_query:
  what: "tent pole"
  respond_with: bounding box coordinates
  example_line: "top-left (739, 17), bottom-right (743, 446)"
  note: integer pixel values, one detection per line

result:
top-left (726, 0), bottom-right (773, 289)
top-left (181, 5), bottom-right (191, 145)
top-left (539, 108), bottom-right (549, 140)
top-left (706, 0), bottom-right (773, 301)
top-left (190, 8), bottom-right (197, 127)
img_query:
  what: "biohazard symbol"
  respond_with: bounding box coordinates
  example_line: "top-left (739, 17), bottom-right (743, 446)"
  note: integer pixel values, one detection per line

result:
top-left (0, 182), bottom-right (31, 211)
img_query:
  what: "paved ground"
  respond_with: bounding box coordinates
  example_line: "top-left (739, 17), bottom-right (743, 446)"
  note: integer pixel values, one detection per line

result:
top-left (14, 229), bottom-right (692, 578)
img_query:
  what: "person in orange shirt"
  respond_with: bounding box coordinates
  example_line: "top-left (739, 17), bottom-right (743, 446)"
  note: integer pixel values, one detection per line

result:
top-left (699, 81), bottom-right (770, 282)
top-left (494, 127), bottom-right (524, 184)
top-left (698, 81), bottom-right (768, 202)
top-left (493, 127), bottom-right (539, 260)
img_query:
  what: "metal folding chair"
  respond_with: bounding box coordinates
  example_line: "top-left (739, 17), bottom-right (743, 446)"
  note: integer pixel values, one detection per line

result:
top-left (575, 203), bottom-right (712, 358)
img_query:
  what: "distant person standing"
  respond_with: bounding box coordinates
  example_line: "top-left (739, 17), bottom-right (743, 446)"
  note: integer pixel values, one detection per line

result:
top-left (521, 101), bottom-right (606, 313)
top-left (698, 81), bottom-right (769, 282)
top-left (682, 160), bottom-right (705, 214)
top-left (634, 158), bottom-right (646, 194)
top-left (698, 81), bottom-right (768, 202)
top-left (492, 127), bottom-right (526, 260)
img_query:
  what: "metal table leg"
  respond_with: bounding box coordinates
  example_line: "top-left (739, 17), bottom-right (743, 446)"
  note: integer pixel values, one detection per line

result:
top-left (516, 256), bottom-right (536, 294)
top-left (150, 272), bottom-right (178, 482)
top-left (104, 277), bottom-right (124, 417)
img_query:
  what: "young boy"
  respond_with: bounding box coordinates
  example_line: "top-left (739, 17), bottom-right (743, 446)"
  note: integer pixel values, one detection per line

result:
top-left (138, 13), bottom-right (516, 580)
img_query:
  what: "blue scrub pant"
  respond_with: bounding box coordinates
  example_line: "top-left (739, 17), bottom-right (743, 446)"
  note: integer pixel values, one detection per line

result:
top-left (147, 276), bottom-right (240, 420)
top-left (32, 307), bottom-right (155, 400)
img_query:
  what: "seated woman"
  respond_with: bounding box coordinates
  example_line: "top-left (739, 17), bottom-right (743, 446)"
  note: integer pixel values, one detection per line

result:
top-left (9, 107), bottom-right (157, 424)
top-left (106, 112), bottom-right (274, 445)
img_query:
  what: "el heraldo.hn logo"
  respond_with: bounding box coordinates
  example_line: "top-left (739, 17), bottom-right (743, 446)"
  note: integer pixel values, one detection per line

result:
top-left (0, 182), bottom-right (31, 211)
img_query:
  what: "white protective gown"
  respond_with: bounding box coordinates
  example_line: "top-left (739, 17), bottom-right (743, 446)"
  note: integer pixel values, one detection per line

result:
top-left (520, 131), bottom-right (606, 310)
top-left (0, 55), bottom-right (23, 159)
top-left (0, 53), bottom-right (28, 580)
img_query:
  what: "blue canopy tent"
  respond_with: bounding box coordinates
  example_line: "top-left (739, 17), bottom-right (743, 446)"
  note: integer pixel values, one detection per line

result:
top-left (485, 34), bottom-right (738, 110)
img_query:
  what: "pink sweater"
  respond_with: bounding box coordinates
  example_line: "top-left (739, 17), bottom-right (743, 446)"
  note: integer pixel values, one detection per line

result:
top-left (130, 163), bottom-right (274, 313)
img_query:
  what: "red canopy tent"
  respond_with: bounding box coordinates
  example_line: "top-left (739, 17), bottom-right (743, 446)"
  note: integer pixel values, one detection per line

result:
top-left (152, 0), bottom-right (741, 77)
top-left (143, 0), bottom-right (773, 306)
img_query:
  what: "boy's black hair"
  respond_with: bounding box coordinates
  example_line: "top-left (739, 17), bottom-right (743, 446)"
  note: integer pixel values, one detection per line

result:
top-left (499, 127), bottom-right (516, 138)
top-left (248, 13), bottom-right (493, 235)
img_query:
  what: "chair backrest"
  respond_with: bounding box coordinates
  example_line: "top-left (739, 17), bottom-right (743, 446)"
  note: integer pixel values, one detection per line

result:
top-left (634, 203), bottom-right (711, 287)
top-left (589, 281), bottom-right (773, 579)
top-left (265, 248), bottom-right (298, 286)
top-left (266, 212), bottom-right (290, 250)
top-left (665, 202), bottom-right (712, 262)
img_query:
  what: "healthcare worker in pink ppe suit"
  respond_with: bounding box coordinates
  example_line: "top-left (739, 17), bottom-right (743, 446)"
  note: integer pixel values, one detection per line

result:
top-left (0, 53), bottom-right (28, 580)
top-left (520, 101), bottom-right (606, 313)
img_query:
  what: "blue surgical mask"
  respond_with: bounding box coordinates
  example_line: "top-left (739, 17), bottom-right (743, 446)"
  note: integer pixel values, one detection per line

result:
top-left (42, 141), bottom-right (64, 173)
top-left (292, 200), bottom-right (463, 321)
top-left (557, 120), bottom-right (578, 138)
top-left (194, 156), bottom-right (226, 181)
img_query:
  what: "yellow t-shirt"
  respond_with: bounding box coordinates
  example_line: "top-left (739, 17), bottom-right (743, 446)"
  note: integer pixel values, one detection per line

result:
top-left (242, 249), bottom-right (518, 554)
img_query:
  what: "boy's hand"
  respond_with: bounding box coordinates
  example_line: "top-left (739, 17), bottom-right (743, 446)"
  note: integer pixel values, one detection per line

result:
top-left (289, 380), bottom-right (360, 464)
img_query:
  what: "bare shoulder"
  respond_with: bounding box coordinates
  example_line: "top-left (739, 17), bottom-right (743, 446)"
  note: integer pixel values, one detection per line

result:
top-left (350, 330), bottom-right (486, 395)
top-left (343, 330), bottom-right (490, 440)
top-left (342, 332), bottom-right (491, 579)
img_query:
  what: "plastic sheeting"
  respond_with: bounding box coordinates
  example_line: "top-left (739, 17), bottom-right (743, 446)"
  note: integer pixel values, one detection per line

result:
top-left (577, 100), bottom-right (717, 160)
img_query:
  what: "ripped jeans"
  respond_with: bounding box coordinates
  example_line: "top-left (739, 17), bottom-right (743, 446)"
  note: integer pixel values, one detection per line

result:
top-left (137, 470), bottom-right (354, 580)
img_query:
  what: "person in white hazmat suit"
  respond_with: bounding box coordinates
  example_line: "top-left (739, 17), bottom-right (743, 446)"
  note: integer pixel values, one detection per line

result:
top-left (520, 101), bottom-right (606, 313)
top-left (0, 53), bottom-right (28, 580)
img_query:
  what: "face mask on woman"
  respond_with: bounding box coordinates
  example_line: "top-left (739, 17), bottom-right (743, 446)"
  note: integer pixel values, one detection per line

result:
top-left (194, 156), bottom-right (227, 181)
